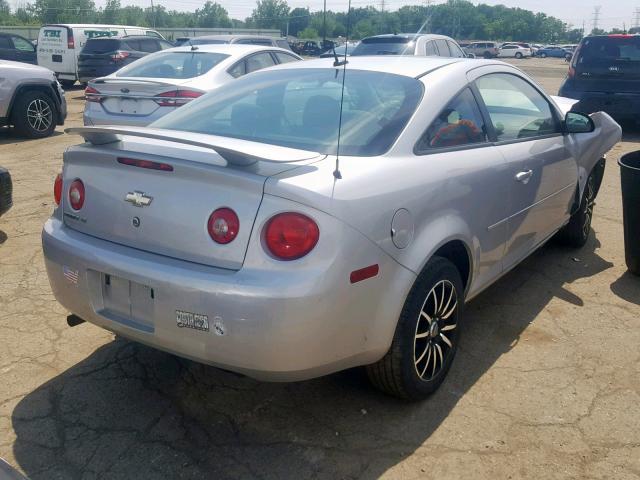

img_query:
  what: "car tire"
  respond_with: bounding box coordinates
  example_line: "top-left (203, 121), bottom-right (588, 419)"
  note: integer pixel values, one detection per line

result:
top-left (540, 52), bottom-right (547, 58)
top-left (366, 256), bottom-right (463, 400)
top-left (60, 79), bottom-right (76, 88)
top-left (555, 172), bottom-right (597, 248)
top-left (11, 90), bottom-right (57, 139)
top-left (515, 52), bottom-right (523, 59)
top-left (483, 51), bottom-right (492, 59)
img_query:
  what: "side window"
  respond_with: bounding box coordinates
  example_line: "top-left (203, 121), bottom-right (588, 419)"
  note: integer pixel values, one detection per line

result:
top-left (245, 52), bottom-right (276, 73)
top-left (124, 39), bottom-right (141, 51)
top-left (434, 39), bottom-right (450, 56)
top-left (11, 36), bottom-right (35, 51)
top-left (138, 39), bottom-right (160, 52)
top-left (0, 36), bottom-right (11, 49)
top-left (274, 51), bottom-right (298, 64)
top-left (417, 88), bottom-right (488, 151)
top-left (159, 40), bottom-right (173, 50)
top-left (228, 60), bottom-right (246, 78)
top-left (425, 41), bottom-right (438, 56)
top-left (475, 73), bottom-right (560, 142)
top-left (447, 41), bottom-right (466, 58)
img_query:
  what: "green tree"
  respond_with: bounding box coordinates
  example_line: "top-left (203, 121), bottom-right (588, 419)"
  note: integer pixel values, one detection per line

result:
top-left (250, 0), bottom-right (289, 32)
top-left (298, 27), bottom-right (318, 39)
top-left (195, 1), bottom-right (231, 28)
top-left (101, 0), bottom-right (120, 24)
top-left (288, 7), bottom-right (309, 37)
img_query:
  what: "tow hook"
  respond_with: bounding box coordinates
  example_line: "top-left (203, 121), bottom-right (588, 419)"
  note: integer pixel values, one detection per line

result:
top-left (66, 314), bottom-right (85, 327)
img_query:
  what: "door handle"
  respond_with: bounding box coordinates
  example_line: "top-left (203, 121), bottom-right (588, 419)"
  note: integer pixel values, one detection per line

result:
top-left (515, 170), bottom-right (533, 184)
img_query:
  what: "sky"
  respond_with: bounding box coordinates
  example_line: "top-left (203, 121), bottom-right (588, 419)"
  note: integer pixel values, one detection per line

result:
top-left (10, 0), bottom-right (639, 30)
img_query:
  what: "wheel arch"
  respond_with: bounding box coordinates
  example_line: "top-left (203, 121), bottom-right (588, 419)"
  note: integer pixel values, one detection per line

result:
top-left (8, 82), bottom-right (61, 123)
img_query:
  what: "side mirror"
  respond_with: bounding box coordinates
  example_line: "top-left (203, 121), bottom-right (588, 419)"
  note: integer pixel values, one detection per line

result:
top-left (565, 111), bottom-right (595, 134)
top-left (467, 53), bottom-right (476, 59)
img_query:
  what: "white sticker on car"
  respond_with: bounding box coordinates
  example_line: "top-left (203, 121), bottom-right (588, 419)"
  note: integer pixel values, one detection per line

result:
top-left (176, 310), bottom-right (209, 332)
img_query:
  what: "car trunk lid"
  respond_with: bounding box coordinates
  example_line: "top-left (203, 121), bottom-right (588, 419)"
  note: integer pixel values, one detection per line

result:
top-left (89, 77), bottom-right (194, 117)
top-left (61, 127), bottom-right (324, 270)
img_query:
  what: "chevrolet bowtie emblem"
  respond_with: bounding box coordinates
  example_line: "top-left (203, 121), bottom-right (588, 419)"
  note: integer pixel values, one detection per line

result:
top-left (125, 191), bottom-right (153, 207)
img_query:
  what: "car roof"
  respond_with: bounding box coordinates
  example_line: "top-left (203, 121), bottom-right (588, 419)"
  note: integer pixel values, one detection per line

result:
top-left (268, 55), bottom-right (471, 78)
top-left (86, 35), bottom-right (154, 41)
top-left (362, 33), bottom-right (454, 41)
top-left (164, 44), bottom-right (292, 56)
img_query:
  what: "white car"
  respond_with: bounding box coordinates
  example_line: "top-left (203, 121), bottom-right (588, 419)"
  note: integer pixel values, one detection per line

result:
top-left (83, 44), bottom-right (301, 127)
top-left (498, 44), bottom-right (532, 59)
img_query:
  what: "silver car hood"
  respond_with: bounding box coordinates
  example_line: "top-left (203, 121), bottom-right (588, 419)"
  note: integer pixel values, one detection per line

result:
top-left (66, 126), bottom-right (325, 166)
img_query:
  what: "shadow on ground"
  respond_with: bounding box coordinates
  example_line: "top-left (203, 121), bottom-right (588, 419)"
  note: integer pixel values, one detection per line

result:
top-left (0, 129), bottom-right (63, 146)
top-left (0, 230), bottom-right (7, 245)
top-left (12, 235), bottom-right (613, 479)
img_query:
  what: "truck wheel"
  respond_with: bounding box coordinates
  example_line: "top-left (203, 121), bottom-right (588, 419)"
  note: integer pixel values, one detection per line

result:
top-left (11, 90), bottom-right (56, 139)
top-left (367, 256), bottom-right (463, 400)
top-left (556, 173), bottom-right (596, 248)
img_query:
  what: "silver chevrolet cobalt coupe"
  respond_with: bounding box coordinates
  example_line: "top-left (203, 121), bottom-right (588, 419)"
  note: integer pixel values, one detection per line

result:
top-left (43, 57), bottom-right (621, 399)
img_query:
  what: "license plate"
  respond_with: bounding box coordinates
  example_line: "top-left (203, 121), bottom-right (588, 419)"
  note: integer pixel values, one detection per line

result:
top-left (119, 98), bottom-right (139, 114)
top-left (176, 310), bottom-right (210, 332)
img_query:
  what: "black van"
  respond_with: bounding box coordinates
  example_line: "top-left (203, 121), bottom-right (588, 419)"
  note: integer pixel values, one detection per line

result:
top-left (559, 35), bottom-right (640, 121)
top-left (77, 36), bottom-right (173, 83)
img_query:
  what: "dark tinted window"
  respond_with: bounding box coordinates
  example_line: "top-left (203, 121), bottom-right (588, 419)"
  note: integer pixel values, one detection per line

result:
top-left (123, 39), bottom-right (141, 51)
top-left (435, 39), bottom-right (450, 56)
top-left (0, 36), bottom-right (12, 49)
top-left (476, 73), bottom-right (559, 141)
top-left (12, 36), bottom-right (34, 51)
top-left (351, 37), bottom-right (417, 56)
top-left (116, 52), bottom-right (229, 78)
top-left (152, 68), bottom-right (424, 157)
top-left (577, 36), bottom-right (640, 66)
top-left (138, 38), bottom-right (160, 53)
top-left (274, 51), bottom-right (299, 64)
top-left (82, 38), bottom-right (122, 53)
top-left (418, 88), bottom-right (487, 150)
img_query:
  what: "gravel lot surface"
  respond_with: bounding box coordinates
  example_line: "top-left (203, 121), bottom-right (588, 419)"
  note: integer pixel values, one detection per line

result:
top-left (1, 58), bottom-right (639, 479)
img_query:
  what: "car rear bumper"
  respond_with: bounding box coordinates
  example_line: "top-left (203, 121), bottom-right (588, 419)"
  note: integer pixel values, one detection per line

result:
top-left (42, 215), bottom-right (414, 381)
top-left (83, 102), bottom-right (172, 127)
top-left (559, 88), bottom-right (640, 119)
top-left (78, 66), bottom-right (118, 84)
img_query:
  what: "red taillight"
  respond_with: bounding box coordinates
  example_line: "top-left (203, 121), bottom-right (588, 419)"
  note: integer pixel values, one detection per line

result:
top-left (155, 90), bottom-right (203, 107)
top-left (68, 179), bottom-right (85, 211)
top-left (67, 31), bottom-right (75, 49)
top-left (111, 51), bottom-right (130, 62)
top-left (54, 173), bottom-right (62, 205)
top-left (118, 157), bottom-right (173, 172)
top-left (568, 66), bottom-right (576, 78)
top-left (207, 208), bottom-right (239, 244)
top-left (264, 213), bottom-right (319, 261)
top-left (85, 86), bottom-right (102, 103)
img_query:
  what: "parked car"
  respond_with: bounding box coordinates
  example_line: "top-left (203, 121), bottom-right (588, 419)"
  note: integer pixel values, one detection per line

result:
top-left (0, 60), bottom-right (67, 138)
top-left (0, 33), bottom-right (37, 64)
top-left (291, 40), bottom-right (332, 56)
top-left (174, 35), bottom-right (292, 51)
top-left (77, 36), bottom-right (174, 84)
top-left (37, 24), bottom-right (165, 87)
top-left (45, 56), bottom-right (621, 400)
top-left (537, 46), bottom-right (572, 59)
top-left (464, 41), bottom-right (499, 59)
top-left (319, 42), bottom-right (359, 58)
top-left (83, 44), bottom-right (301, 127)
top-left (0, 167), bottom-right (12, 218)
top-left (498, 44), bottom-right (532, 58)
top-left (351, 34), bottom-right (467, 58)
top-left (559, 34), bottom-right (640, 121)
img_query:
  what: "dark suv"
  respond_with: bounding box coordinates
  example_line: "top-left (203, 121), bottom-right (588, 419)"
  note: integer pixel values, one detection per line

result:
top-left (559, 34), bottom-right (640, 121)
top-left (0, 33), bottom-right (36, 64)
top-left (78, 36), bottom-right (174, 83)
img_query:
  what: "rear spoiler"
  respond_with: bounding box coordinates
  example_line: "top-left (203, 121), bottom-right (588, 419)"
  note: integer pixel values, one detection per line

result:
top-left (65, 126), bottom-right (324, 166)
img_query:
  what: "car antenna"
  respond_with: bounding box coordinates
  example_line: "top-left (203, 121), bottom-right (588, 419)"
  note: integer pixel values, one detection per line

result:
top-left (333, 0), bottom-right (352, 180)
top-left (186, 38), bottom-right (198, 51)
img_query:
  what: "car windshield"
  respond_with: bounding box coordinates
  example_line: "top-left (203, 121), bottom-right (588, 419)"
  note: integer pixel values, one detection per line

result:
top-left (578, 36), bottom-right (640, 65)
top-left (152, 68), bottom-right (423, 156)
top-left (115, 51), bottom-right (229, 78)
top-left (351, 38), bottom-right (416, 56)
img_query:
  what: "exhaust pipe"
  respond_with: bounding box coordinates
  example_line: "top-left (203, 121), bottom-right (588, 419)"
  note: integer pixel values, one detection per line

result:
top-left (66, 314), bottom-right (85, 327)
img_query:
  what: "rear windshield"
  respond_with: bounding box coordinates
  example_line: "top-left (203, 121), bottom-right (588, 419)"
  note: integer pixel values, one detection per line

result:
top-left (115, 51), bottom-right (229, 78)
top-left (191, 39), bottom-right (228, 45)
top-left (351, 37), bottom-right (416, 56)
top-left (578, 36), bottom-right (640, 66)
top-left (82, 38), bottom-right (122, 54)
top-left (152, 68), bottom-right (423, 157)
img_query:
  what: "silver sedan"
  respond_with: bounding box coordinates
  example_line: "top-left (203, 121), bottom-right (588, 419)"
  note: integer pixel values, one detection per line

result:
top-left (43, 57), bottom-right (621, 400)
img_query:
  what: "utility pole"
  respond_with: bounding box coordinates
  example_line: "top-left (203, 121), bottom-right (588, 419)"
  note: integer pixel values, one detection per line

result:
top-left (322, 0), bottom-right (326, 47)
top-left (591, 5), bottom-right (601, 34)
top-left (150, 0), bottom-right (156, 28)
top-left (380, 0), bottom-right (385, 13)
top-left (634, 7), bottom-right (640, 29)
top-left (582, 20), bottom-right (586, 37)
